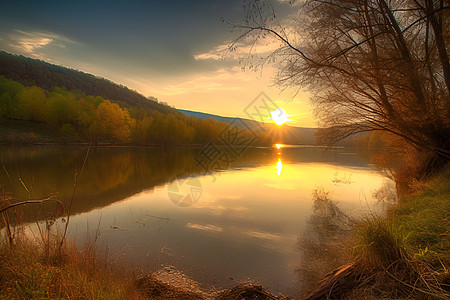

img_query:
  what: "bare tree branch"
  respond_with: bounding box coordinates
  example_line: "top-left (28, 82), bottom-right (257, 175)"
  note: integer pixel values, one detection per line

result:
top-left (230, 0), bottom-right (450, 170)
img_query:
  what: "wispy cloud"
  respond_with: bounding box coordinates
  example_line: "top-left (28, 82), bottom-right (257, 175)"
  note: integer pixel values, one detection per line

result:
top-left (194, 43), bottom-right (230, 60)
top-left (1, 30), bottom-right (76, 60)
top-left (194, 35), bottom-right (284, 61)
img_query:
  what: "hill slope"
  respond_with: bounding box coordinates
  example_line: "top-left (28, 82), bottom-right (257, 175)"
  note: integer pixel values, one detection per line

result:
top-left (0, 51), bottom-right (173, 114)
top-left (179, 109), bottom-right (318, 145)
top-left (0, 75), bottom-right (272, 145)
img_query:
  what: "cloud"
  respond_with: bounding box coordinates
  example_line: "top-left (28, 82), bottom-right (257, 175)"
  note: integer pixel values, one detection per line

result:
top-left (1, 30), bottom-right (76, 60)
top-left (194, 43), bottom-right (230, 60)
top-left (194, 35), bottom-right (284, 61)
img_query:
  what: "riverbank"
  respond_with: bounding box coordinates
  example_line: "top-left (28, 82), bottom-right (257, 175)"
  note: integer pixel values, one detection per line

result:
top-left (0, 238), bottom-right (289, 299)
top-left (1, 168), bottom-right (448, 299)
top-left (306, 168), bottom-right (450, 299)
top-left (0, 188), bottom-right (288, 299)
top-left (0, 119), bottom-right (201, 147)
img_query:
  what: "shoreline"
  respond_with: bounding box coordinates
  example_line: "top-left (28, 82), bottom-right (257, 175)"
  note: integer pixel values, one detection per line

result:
top-left (3, 167), bottom-right (447, 299)
top-left (306, 169), bottom-right (450, 299)
top-left (1, 148), bottom-right (447, 299)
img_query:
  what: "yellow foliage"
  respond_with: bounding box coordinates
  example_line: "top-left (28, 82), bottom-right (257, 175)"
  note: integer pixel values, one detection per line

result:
top-left (95, 100), bottom-right (131, 142)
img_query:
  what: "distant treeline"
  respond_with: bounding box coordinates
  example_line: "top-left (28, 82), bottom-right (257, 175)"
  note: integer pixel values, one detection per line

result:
top-left (0, 51), bottom-right (171, 113)
top-left (0, 76), bottom-right (272, 145)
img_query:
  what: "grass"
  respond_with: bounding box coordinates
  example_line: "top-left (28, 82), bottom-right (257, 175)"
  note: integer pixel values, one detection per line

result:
top-left (0, 226), bottom-right (284, 299)
top-left (347, 168), bottom-right (450, 299)
top-left (392, 173), bottom-right (450, 264)
top-left (0, 236), bottom-right (287, 300)
top-left (0, 184), bottom-right (140, 299)
top-left (0, 237), bottom-right (141, 299)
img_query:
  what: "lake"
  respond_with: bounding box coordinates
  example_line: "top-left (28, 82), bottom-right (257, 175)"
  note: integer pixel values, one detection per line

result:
top-left (0, 145), bottom-right (393, 297)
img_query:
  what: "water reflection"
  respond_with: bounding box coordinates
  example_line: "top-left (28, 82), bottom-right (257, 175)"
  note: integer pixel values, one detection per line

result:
top-left (0, 146), bottom-right (276, 217)
top-left (274, 159), bottom-right (283, 176)
top-left (297, 189), bottom-right (355, 297)
top-left (0, 145), bottom-right (389, 296)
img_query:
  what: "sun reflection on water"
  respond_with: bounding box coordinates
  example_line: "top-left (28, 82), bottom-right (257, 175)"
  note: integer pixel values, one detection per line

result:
top-left (275, 158), bottom-right (283, 176)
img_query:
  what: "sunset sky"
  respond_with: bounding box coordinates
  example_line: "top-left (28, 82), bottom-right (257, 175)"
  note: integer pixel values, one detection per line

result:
top-left (0, 0), bottom-right (316, 127)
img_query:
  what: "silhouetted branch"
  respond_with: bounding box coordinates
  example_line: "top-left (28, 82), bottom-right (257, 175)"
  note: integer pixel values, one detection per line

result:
top-left (0, 198), bottom-right (64, 215)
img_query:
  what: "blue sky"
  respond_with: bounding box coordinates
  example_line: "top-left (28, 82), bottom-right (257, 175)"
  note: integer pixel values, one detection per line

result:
top-left (0, 0), bottom-right (315, 127)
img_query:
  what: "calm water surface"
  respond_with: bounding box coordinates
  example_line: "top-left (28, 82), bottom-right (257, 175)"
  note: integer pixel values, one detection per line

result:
top-left (0, 145), bottom-right (393, 296)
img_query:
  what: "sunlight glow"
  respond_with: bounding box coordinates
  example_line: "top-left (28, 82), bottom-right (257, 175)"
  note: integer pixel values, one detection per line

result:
top-left (275, 144), bottom-right (282, 149)
top-left (269, 108), bottom-right (293, 126)
top-left (275, 159), bottom-right (283, 176)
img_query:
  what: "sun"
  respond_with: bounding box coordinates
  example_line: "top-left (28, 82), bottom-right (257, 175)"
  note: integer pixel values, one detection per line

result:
top-left (269, 108), bottom-right (293, 126)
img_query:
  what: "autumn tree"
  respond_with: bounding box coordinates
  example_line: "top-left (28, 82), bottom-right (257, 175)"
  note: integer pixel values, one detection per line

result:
top-left (0, 75), bottom-right (272, 146)
top-left (232, 0), bottom-right (450, 175)
top-left (94, 100), bottom-right (132, 142)
top-left (130, 115), bottom-right (154, 144)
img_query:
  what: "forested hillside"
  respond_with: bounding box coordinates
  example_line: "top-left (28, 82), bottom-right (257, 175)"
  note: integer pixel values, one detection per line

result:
top-left (0, 52), bottom-right (272, 146)
top-left (0, 51), bottom-right (171, 113)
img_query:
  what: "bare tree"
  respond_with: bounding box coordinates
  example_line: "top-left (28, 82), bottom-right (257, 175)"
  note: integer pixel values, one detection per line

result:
top-left (230, 0), bottom-right (450, 174)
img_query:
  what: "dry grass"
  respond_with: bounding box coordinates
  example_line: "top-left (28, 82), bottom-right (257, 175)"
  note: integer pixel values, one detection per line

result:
top-left (0, 237), bottom-right (292, 300)
top-left (0, 225), bottom-right (292, 299)
top-left (342, 261), bottom-right (449, 300)
top-left (0, 236), bottom-right (142, 299)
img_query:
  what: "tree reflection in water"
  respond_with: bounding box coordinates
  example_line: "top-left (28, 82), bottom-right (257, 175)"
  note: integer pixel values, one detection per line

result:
top-left (0, 146), bottom-right (275, 220)
top-left (297, 188), bottom-right (355, 297)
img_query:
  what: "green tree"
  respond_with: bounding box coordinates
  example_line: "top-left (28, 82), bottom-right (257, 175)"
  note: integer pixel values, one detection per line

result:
top-left (0, 76), bottom-right (24, 118)
top-left (0, 92), bottom-right (13, 118)
top-left (16, 86), bottom-right (48, 121)
top-left (60, 123), bottom-right (79, 141)
top-left (47, 93), bottom-right (73, 127)
top-left (74, 98), bottom-right (97, 132)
